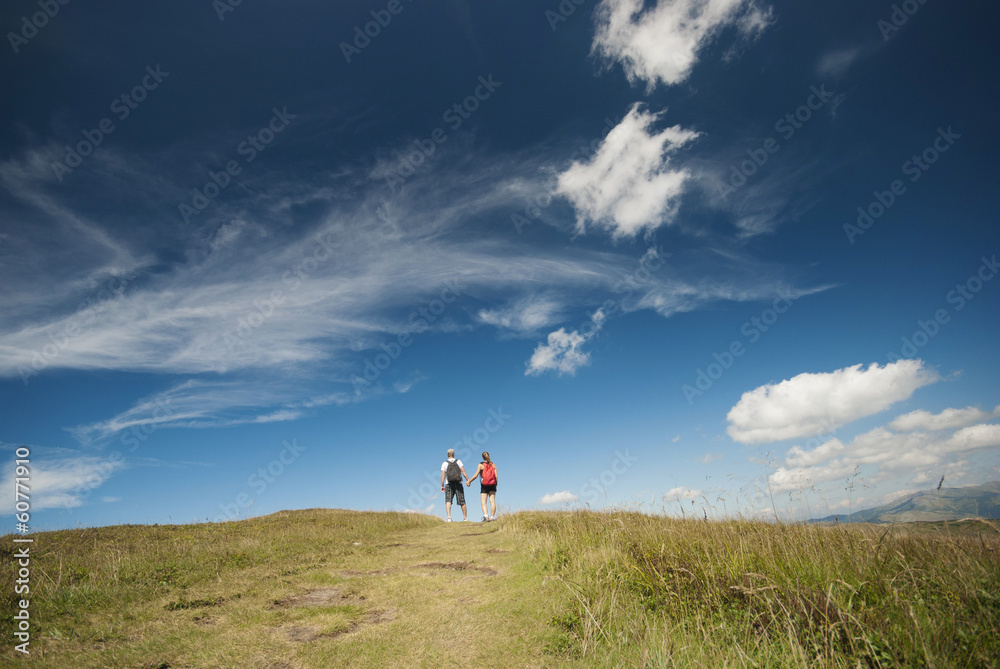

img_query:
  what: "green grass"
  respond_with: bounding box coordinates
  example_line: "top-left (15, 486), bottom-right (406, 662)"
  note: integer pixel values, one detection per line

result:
top-left (511, 512), bottom-right (1000, 668)
top-left (2, 510), bottom-right (998, 667)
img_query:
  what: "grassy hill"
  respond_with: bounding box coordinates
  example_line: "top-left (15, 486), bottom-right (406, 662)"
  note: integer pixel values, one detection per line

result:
top-left (2, 509), bottom-right (999, 668)
top-left (813, 481), bottom-right (1000, 524)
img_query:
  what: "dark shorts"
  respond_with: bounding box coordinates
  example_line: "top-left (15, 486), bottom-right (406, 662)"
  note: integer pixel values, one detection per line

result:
top-left (481, 484), bottom-right (497, 494)
top-left (444, 481), bottom-right (465, 505)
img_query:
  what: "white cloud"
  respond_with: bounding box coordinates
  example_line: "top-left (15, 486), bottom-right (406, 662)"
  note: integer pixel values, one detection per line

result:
top-left (0, 126), bottom-right (826, 430)
top-left (541, 490), bottom-right (580, 504)
top-left (251, 410), bottom-right (303, 424)
top-left (769, 422), bottom-right (1000, 493)
top-left (526, 309), bottom-right (605, 376)
top-left (68, 380), bottom-right (292, 444)
top-left (0, 452), bottom-right (125, 513)
top-left (816, 45), bottom-right (864, 77)
top-left (699, 452), bottom-right (723, 464)
top-left (555, 104), bottom-right (699, 238)
top-left (882, 488), bottom-right (918, 505)
top-left (664, 486), bottom-right (703, 499)
top-left (889, 405), bottom-right (1000, 432)
top-left (726, 360), bottom-right (939, 444)
top-left (400, 504), bottom-right (435, 515)
top-left (592, 0), bottom-right (773, 90)
top-left (478, 297), bottom-right (563, 334)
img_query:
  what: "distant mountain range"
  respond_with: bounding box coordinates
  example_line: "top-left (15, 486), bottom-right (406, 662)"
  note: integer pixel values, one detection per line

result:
top-left (812, 481), bottom-right (1000, 524)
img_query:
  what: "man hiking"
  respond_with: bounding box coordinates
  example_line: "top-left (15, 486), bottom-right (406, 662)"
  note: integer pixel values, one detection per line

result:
top-left (440, 448), bottom-right (469, 522)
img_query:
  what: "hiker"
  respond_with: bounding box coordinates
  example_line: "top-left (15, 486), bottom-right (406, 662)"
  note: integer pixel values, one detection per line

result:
top-left (440, 448), bottom-right (469, 522)
top-left (466, 451), bottom-right (498, 521)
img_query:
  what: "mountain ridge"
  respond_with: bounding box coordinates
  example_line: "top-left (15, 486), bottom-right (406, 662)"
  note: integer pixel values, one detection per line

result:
top-left (812, 481), bottom-right (1000, 523)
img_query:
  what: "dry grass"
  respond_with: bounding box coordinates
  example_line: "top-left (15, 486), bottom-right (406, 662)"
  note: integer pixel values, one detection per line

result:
top-left (2, 509), bottom-right (997, 667)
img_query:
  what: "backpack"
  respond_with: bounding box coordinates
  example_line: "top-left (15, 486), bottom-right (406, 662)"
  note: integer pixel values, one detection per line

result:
top-left (445, 459), bottom-right (462, 482)
top-left (482, 462), bottom-right (496, 485)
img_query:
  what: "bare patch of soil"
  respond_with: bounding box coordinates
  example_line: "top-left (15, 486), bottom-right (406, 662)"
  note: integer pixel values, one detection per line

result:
top-left (271, 587), bottom-right (366, 608)
top-left (413, 561), bottom-right (497, 575)
top-left (283, 625), bottom-right (322, 643)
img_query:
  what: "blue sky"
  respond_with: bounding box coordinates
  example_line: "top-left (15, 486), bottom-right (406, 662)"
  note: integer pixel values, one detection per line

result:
top-left (2, 0), bottom-right (999, 531)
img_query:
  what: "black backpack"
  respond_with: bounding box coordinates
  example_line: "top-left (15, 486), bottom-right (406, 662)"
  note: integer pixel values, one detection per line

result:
top-left (445, 459), bottom-right (462, 482)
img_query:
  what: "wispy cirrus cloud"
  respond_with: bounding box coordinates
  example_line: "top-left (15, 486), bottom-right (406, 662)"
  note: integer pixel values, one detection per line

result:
top-left (0, 446), bottom-right (126, 513)
top-left (2, 112), bottom-right (826, 434)
top-left (477, 296), bottom-right (564, 335)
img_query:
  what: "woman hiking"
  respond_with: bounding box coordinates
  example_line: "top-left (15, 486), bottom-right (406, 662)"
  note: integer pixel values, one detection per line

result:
top-left (466, 451), bottom-right (498, 521)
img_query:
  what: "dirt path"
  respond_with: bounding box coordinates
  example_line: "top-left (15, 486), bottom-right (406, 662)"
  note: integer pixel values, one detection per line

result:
top-left (297, 519), bottom-right (571, 668)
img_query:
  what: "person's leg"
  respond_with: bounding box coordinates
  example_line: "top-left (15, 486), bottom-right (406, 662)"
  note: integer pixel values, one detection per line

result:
top-left (480, 492), bottom-right (488, 519)
top-left (445, 500), bottom-right (452, 520)
top-left (444, 484), bottom-right (453, 520)
top-left (489, 492), bottom-right (497, 518)
top-left (456, 486), bottom-right (468, 520)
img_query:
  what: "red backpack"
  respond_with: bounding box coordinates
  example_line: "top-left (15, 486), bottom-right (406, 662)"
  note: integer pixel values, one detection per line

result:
top-left (482, 462), bottom-right (496, 485)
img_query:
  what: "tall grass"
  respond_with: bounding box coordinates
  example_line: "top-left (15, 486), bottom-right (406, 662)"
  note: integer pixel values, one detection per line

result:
top-left (504, 511), bottom-right (1000, 668)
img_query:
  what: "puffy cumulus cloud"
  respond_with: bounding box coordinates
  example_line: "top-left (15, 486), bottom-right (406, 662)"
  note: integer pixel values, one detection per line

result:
top-left (768, 421), bottom-right (1000, 493)
top-left (541, 490), bottom-right (580, 504)
top-left (889, 405), bottom-right (1000, 433)
top-left (726, 360), bottom-right (939, 445)
top-left (592, 0), bottom-right (773, 91)
top-left (0, 451), bottom-right (126, 513)
top-left (526, 309), bottom-right (605, 376)
top-left (555, 104), bottom-right (699, 238)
